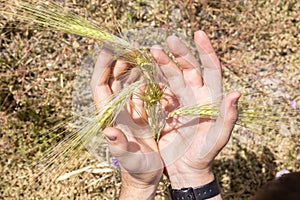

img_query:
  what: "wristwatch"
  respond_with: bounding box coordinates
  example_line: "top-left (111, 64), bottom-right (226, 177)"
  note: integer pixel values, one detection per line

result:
top-left (169, 179), bottom-right (220, 200)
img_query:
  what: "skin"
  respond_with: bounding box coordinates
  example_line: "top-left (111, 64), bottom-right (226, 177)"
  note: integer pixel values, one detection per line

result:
top-left (91, 30), bottom-right (240, 200)
top-left (91, 48), bottom-right (163, 199)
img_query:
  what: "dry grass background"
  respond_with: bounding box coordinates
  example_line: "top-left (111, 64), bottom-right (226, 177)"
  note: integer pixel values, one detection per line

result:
top-left (0, 0), bottom-right (299, 199)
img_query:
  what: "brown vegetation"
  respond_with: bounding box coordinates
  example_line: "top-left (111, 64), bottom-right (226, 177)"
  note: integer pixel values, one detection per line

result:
top-left (0, 0), bottom-right (299, 199)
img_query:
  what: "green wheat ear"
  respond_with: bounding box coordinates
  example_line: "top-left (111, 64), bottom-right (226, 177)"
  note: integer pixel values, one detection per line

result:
top-left (167, 99), bottom-right (288, 132)
top-left (34, 79), bottom-right (143, 180)
top-left (8, 1), bottom-right (149, 66)
top-left (6, 1), bottom-right (166, 138)
top-left (5, 1), bottom-right (292, 142)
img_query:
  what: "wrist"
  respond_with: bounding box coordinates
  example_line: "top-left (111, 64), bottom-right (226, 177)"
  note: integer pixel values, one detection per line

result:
top-left (168, 167), bottom-right (215, 189)
top-left (120, 184), bottom-right (157, 200)
top-left (119, 171), bottom-right (159, 200)
top-left (169, 171), bottom-right (222, 200)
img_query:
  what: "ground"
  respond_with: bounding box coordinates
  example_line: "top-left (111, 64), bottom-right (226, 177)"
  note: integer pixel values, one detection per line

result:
top-left (0, 0), bottom-right (299, 199)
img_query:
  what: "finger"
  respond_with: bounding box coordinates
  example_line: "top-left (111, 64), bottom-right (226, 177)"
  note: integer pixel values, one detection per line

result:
top-left (150, 45), bottom-right (187, 101)
top-left (104, 127), bottom-right (130, 155)
top-left (194, 31), bottom-right (221, 71)
top-left (104, 127), bottom-right (162, 173)
top-left (194, 31), bottom-right (222, 100)
top-left (127, 86), bottom-right (148, 125)
top-left (123, 67), bottom-right (141, 87)
top-left (109, 60), bottom-right (130, 92)
top-left (199, 91), bottom-right (241, 158)
top-left (150, 45), bottom-right (182, 76)
top-left (112, 60), bottom-right (129, 80)
top-left (160, 87), bottom-right (180, 114)
top-left (91, 49), bottom-right (114, 109)
top-left (166, 36), bottom-right (203, 88)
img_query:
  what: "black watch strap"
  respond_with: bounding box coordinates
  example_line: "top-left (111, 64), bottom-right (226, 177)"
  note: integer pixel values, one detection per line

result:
top-left (169, 179), bottom-right (220, 200)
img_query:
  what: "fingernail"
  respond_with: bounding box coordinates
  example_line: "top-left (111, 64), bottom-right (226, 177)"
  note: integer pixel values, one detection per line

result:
top-left (232, 101), bottom-right (237, 107)
top-left (106, 135), bottom-right (117, 142)
top-left (151, 44), bottom-right (163, 50)
top-left (232, 98), bottom-right (239, 107)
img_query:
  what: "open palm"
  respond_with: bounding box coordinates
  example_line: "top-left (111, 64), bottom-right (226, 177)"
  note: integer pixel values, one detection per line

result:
top-left (151, 30), bottom-right (240, 188)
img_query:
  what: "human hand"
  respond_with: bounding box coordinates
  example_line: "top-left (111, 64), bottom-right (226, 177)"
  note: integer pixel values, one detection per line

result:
top-left (151, 31), bottom-right (240, 191)
top-left (91, 48), bottom-right (163, 199)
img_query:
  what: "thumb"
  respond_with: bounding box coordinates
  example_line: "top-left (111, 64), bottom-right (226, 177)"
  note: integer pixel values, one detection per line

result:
top-left (103, 127), bottom-right (162, 173)
top-left (104, 127), bottom-right (137, 171)
top-left (103, 127), bottom-right (129, 157)
top-left (199, 91), bottom-right (241, 158)
top-left (218, 91), bottom-right (241, 143)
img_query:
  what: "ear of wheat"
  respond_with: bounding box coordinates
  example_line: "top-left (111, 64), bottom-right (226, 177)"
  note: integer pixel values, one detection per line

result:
top-left (6, 1), bottom-right (167, 137)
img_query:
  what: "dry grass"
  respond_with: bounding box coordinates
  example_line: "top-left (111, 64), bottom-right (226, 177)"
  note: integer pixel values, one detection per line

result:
top-left (0, 0), bottom-right (299, 199)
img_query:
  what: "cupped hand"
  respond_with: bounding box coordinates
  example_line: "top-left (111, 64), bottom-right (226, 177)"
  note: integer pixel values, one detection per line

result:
top-left (91, 48), bottom-right (163, 199)
top-left (151, 30), bottom-right (241, 189)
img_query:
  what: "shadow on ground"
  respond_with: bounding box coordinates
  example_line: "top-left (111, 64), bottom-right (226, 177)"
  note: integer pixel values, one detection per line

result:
top-left (214, 145), bottom-right (277, 200)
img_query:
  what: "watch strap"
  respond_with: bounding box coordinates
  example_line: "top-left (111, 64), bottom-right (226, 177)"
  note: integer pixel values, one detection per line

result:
top-left (169, 179), bottom-right (220, 200)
